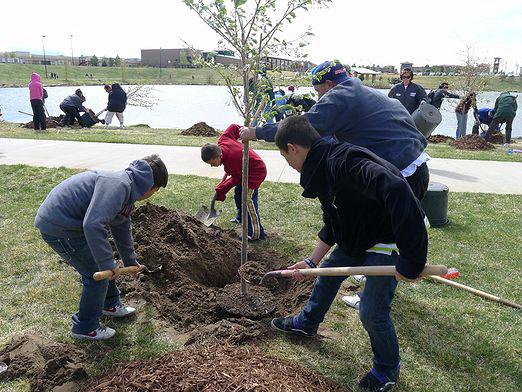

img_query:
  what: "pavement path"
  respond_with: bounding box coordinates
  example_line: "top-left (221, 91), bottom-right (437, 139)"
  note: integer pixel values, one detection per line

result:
top-left (1, 138), bottom-right (521, 194)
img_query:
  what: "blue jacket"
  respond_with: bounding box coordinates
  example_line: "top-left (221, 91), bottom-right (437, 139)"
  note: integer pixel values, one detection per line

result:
top-left (301, 138), bottom-right (428, 279)
top-left (60, 94), bottom-right (86, 112)
top-left (388, 82), bottom-right (428, 114)
top-left (107, 84), bottom-right (127, 113)
top-left (256, 78), bottom-right (427, 171)
top-left (35, 160), bottom-right (153, 271)
top-left (474, 108), bottom-right (494, 125)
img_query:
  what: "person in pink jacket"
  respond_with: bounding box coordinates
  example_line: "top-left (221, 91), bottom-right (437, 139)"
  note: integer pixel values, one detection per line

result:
top-left (28, 72), bottom-right (46, 131)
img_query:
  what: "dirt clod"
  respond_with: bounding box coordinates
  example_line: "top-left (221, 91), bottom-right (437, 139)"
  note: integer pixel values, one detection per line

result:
top-left (450, 134), bottom-right (495, 150)
top-left (180, 122), bottom-right (219, 136)
top-left (428, 134), bottom-right (455, 144)
top-left (216, 283), bottom-right (275, 319)
top-left (87, 344), bottom-right (348, 392)
top-left (487, 132), bottom-right (505, 144)
top-left (0, 334), bottom-right (87, 392)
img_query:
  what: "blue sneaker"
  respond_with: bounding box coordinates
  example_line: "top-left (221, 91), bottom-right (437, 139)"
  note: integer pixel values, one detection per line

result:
top-left (358, 369), bottom-right (398, 392)
top-left (270, 316), bottom-right (316, 338)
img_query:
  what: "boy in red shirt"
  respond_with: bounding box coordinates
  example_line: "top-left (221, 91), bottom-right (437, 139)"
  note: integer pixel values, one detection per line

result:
top-left (201, 124), bottom-right (267, 240)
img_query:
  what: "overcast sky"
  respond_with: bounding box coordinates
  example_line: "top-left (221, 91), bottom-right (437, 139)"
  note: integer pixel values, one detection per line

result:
top-left (1, 0), bottom-right (521, 72)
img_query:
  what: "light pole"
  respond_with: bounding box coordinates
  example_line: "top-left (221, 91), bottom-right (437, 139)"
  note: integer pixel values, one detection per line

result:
top-left (41, 35), bottom-right (48, 78)
top-left (70, 34), bottom-right (74, 66)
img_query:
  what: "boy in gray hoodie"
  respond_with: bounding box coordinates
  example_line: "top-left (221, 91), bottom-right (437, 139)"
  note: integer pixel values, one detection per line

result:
top-left (35, 155), bottom-right (168, 340)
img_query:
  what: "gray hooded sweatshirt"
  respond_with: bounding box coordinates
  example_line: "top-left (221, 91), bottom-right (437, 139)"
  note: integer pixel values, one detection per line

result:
top-left (34, 160), bottom-right (153, 271)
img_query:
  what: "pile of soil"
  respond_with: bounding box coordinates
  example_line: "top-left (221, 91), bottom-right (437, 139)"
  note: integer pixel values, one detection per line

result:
top-left (22, 115), bottom-right (63, 129)
top-left (181, 122), bottom-right (219, 137)
top-left (450, 135), bottom-right (495, 150)
top-left (487, 132), bottom-right (505, 144)
top-left (87, 344), bottom-right (347, 392)
top-left (120, 204), bottom-right (313, 344)
top-left (0, 334), bottom-right (88, 392)
top-left (428, 134), bottom-right (455, 144)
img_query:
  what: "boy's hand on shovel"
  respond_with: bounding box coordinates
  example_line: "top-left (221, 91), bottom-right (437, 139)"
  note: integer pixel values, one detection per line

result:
top-left (93, 263), bottom-right (143, 281)
top-left (287, 260), bottom-right (315, 281)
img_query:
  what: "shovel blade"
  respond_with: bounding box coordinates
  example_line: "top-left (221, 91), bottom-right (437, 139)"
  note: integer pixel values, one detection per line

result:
top-left (195, 206), bottom-right (218, 227)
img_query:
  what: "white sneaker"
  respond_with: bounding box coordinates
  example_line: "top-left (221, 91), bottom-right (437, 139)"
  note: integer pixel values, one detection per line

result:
top-left (119, 124), bottom-right (125, 129)
top-left (351, 275), bottom-right (367, 285)
top-left (341, 293), bottom-right (361, 310)
top-left (71, 325), bottom-right (116, 340)
top-left (102, 304), bottom-right (136, 318)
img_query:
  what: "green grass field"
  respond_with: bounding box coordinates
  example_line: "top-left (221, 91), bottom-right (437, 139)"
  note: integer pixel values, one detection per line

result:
top-left (0, 165), bottom-right (520, 391)
top-left (1, 63), bottom-right (521, 92)
top-left (1, 122), bottom-right (521, 162)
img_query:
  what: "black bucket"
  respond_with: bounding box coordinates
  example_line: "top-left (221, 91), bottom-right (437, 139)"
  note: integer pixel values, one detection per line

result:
top-left (79, 112), bottom-right (99, 128)
top-left (412, 103), bottom-right (442, 138)
top-left (421, 182), bottom-right (449, 227)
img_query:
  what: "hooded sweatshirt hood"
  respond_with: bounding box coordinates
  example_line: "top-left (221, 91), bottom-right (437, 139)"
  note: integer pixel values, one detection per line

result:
top-left (29, 72), bottom-right (44, 100)
top-left (126, 159), bottom-right (154, 201)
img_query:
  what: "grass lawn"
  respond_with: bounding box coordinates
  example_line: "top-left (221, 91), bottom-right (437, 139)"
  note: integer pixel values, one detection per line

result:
top-left (0, 164), bottom-right (520, 391)
top-left (1, 121), bottom-right (522, 162)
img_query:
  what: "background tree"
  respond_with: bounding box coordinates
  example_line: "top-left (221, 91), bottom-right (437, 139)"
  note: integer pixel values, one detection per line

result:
top-left (90, 55), bottom-right (99, 66)
top-left (101, 57), bottom-right (108, 67)
top-left (114, 55), bottom-right (122, 67)
top-left (108, 57), bottom-right (115, 67)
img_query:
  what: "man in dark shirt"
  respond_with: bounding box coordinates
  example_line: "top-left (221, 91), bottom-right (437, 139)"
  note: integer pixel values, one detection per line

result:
top-left (388, 68), bottom-right (427, 114)
top-left (429, 82), bottom-right (460, 109)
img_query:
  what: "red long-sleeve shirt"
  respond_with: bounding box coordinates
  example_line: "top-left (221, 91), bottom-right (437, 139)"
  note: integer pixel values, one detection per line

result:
top-left (215, 124), bottom-right (267, 201)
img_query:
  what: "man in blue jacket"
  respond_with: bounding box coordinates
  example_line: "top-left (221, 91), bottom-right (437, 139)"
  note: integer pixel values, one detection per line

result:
top-left (271, 116), bottom-right (428, 392)
top-left (388, 68), bottom-right (428, 114)
top-left (240, 60), bottom-right (430, 201)
top-left (105, 83), bottom-right (128, 129)
top-left (35, 155), bottom-right (168, 340)
top-left (59, 89), bottom-right (87, 126)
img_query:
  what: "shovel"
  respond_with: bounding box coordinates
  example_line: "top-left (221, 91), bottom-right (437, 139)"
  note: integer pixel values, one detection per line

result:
top-left (260, 264), bottom-right (448, 285)
top-left (93, 264), bottom-right (162, 281)
top-left (195, 193), bottom-right (219, 227)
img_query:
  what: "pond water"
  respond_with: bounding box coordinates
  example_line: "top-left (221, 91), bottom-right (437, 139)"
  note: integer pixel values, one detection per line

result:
top-left (0, 84), bottom-right (520, 138)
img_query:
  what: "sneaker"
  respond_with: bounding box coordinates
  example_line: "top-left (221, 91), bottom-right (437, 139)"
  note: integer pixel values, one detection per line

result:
top-left (71, 325), bottom-right (116, 341)
top-left (229, 217), bottom-right (241, 224)
top-left (341, 293), bottom-right (361, 310)
top-left (270, 317), bottom-right (316, 338)
top-left (119, 125), bottom-right (125, 129)
top-left (351, 275), bottom-right (367, 285)
top-left (359, 370), bottom-right (397, 392)
top-left (102, 304), bottom-right (136, 318)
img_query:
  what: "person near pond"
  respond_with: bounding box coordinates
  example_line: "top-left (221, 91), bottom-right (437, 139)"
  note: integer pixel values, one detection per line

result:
top-left (34, 154), bottom-right (169, 340)
top-left (59, 89), bottom-right (87, 127)
top-left (201, 124), bottom-right (267, 241)
top-left (388, 68), bottom-right (428, 114)
top-left (271, 115), bottom-right (428, 392)
top-left (105, 83), bottom-right (127, 129)
top-left (472, 107), bottom-right (495, 136)
top-left (28, 72), bottom-right (46, 131)
top-left (484, 91), bottom-right (518, 144)
top-left (428, 82), bottom-right (460, 110)
top-left (455, 92), bottom-right (477, 139)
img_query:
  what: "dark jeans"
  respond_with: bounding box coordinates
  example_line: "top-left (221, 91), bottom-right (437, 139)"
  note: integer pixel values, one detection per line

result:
top-left (40, 233), bottom-right (121, 334)
top-left (485, 117), bottom-right (514, 144)
top-left (60, 105), bottom-right (82, 126)
top-left (405, 162), bottom-right (429, 201)
top-left (296, 247), bottom-right (400, 379)
top-left (233, 186), bottom-right (265, 240)
top-left (30, 99), bottom-right (46, 130)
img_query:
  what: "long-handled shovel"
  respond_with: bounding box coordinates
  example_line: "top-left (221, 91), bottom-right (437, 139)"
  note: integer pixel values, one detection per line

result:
top-left (93, 264), bottom-right (162, 281)
top-left (260, 265), bottom-right (448, 285)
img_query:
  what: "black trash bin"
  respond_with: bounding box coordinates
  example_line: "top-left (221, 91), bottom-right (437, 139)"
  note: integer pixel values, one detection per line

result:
top-left (421, 182), bottom-right (449, 227)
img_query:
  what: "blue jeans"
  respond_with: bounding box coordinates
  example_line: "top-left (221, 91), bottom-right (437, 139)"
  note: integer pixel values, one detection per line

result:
top-left (455, 112), bottom-right (468, 139)
top-left (297, 247), bottom-right (400, 379)
top-left (41, 233), bottom-right (121, 334)
top-left (233, 186), bottom-right (265, 240)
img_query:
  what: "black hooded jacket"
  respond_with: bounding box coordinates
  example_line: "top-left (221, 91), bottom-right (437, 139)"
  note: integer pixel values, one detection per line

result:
top-left (107, 84), bottom-right (127, 113)
top-left (300, 139), bottom-right (428, 279)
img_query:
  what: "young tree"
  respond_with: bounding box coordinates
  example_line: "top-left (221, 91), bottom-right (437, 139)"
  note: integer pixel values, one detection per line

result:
top-left (183, 0), bottom-right (332, 295)
top-left (115, 55), bottom-right (122, 66)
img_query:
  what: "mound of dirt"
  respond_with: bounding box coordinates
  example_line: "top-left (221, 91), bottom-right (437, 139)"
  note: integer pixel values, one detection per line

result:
top-left (180, 121), bottom-right (219, 136)
top-left (0, 334), bottom-right (88, 392)
top-left (120, 204), bottom-right (313, 343)
top-left (428, 134), bottom-right (455, 144)
top-left (87, 344), bottom-right (347, 392)
top-left (22, 115), bottom-right (63, 129)
top-left (487, 132), bottom-right (505, 144)
top-left (450, 135), bottom-right (495, 150)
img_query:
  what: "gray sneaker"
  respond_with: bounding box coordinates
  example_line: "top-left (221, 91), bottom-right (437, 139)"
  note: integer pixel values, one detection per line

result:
top-left (102, 304), bottom-right (136, 318)
top-left (71, 325), bottom-right (116, 341)
top-left (342, 292), bottom-right (361, 310)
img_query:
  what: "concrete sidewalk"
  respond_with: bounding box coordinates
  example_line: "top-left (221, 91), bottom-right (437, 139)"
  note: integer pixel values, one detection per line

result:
top-left (1, 138), bottom-right (521, 194)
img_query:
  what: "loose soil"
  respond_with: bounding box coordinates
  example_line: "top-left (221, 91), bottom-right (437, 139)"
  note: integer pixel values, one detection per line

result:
top-left (428, 134), bottom-right (455, 144)
top-left (180, 122), bottom-right (220, 137)
top-left (22, 115), bottom-right (63, 129)
top-left (450, 134), bottom-right (495, 150)
top-left (87, 343), bottom-right (347, 392)
top-left (0, 334), bottom-right (88, 392)
top-left (487, 131), bottom-right (505, 144)
top-left (120, 204), bottom-right (314, 344)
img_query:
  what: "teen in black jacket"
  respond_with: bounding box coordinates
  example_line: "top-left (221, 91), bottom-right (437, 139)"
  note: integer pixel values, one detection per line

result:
top-left (270, 115), bottom-right (428, 392)
top-left (105, 83), bottom-right (127, 129)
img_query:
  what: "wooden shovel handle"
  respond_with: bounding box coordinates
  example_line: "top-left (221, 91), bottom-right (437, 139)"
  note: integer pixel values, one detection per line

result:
top-left (93, 266), bottom-right (140, 281)
top-left (292, 264), bottom-right (448, 278)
